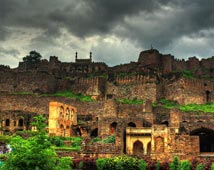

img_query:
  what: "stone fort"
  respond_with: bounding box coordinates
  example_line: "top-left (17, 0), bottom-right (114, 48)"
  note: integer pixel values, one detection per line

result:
top-left (1, 49), bottom-right (214, 161)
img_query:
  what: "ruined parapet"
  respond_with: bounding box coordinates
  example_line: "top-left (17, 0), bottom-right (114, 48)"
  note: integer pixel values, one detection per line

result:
top-left (138, 49), bottom-right (161, 67)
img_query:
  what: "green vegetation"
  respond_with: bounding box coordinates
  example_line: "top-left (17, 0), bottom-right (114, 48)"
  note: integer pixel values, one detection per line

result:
top-left (196, 163), bottom-right (205, 170)
top-left (116, 98), bottom-right (144, 104)
top-left (42, 91), bottom-right (94, 102)
top-left (91, 136), bottom-right (115, 144)
top-left (23, 51), bottom-right (42, 64)
top-left (1, 115), bottom-right (73, 170)
top-left (153, 98), bottom-right (214, 113)
top-left (13, 91), bottom-right (34, 95)
top-left (102, 136), bottom-right (115, 144)
top-left (180, 103), bottom-right (214, 113)
top-left (181, 70), bottom-right (194, 79)
top-left (96, 155), bottom-right (147, 170)
top-left (170, 156), bottom-right (180, 170)
top-left (180, 160), bottom-right (191, 170)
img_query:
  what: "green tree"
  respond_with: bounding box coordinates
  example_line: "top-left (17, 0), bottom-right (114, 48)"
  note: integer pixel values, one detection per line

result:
top-left (31, 114), bottom-right (47, 133)
top-left (23, 51), bottom-right (42, 64)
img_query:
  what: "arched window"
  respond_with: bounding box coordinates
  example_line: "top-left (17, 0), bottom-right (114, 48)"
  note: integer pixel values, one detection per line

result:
top-left (59, 106), bottom-right (64, 118)
top-left (90, 128), bottom-right (98, 137)
top-left (66, 108), bottom-right (70, 120)
top-left (110, 122), bottom-right (117, 134)
top-left (5, 119), bottom-right (10, 126)
top-left (18, 119), bottom-right (24, 127)
top-left (128, 122), bottom-right (136, 127)
top-left (206, 91), bottom-right (211, 103)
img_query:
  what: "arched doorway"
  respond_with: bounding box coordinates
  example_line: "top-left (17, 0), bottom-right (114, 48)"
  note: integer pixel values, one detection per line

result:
top-left (18, 119), bottom-right (24, 127)
top-left (191, 128), bottom-right (214, 152)
top-left (128, 122), bottom-right (136, 127)
top-left (155, 136), bottom-right (164, 152)
top-left (147, 142), bottom-right (151, 155)
top-left (133, 140), bottom-right (144, 155)
top-left (90, 128), bottom-right (98, 137)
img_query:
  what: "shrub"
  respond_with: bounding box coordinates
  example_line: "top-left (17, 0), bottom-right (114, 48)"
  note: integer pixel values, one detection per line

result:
top-left (211, 163), bottom-right (214, 170)
top-left (138, 160), bottom-right (147, 170)
top-left (170, 156), bottom-right (180, 170)
top-left (78, 161), bottom-right (84, 170)
top-left (55, 157), bottom-right (73, 170)
top-left (180, 160), bottom-right (191, 170)
top-left (96, 158), bottom-right (106, 170)
top-left (49, 136), bottom-right (64, 147)
top-left (103, 136), bottom-right (115, 143)
top-left (196, 163), bottom-right (204, 170)
top-left (155, 161), bottom-right (160, 170)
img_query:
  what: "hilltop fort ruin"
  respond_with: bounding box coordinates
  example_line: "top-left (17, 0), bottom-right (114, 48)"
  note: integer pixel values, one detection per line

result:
top-left (1, 49), bottom-right (214, 161)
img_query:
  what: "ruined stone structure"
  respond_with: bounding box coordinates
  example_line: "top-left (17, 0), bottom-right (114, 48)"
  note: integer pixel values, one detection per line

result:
top-left (1, 49), bottom-right (214, 161)
top-left (49, 102), bottom-right (77, 137)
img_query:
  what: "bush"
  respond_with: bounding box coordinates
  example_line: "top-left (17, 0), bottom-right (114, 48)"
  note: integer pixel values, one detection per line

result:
top-left (103, 136), bottom-right (115, 143)
top-left (196, 163), bottom-right (204, 170)
top-left (170, 156), bottom-right (180, 170)
top-left (96, 155), bottom-right (146, 170)
top-left (180, 160), bottom-right (191, 170)
top-left (49, 136), bottom-right (64, 147)
top-left (155, 161), bottom-right (160, 170)
top-left (55, 157), bottom-right (73, 170)
top-left (211, 163), bottom-right (214, 170)
top-left (138, 160), bottom-right (147, 170)
top-left (96, 158), bottom-right (106, 170)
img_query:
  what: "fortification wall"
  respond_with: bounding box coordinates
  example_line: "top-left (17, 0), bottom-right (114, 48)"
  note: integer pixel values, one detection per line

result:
top-left (0, 70), bottom-right (59, 93)
top-left (106, 75), bottom-right (157, 102)
top-left (164, 78), bottom-right (214, 104)
top-left (71, 77), bottom-right (106, 97)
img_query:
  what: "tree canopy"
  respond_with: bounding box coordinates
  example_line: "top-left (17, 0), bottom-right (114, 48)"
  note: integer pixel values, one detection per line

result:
top-left (22, 51), bottom-right (42, 64)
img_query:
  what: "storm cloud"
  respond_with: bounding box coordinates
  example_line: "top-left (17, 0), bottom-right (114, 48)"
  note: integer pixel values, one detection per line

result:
top-left (0, 0), bottom-right (214, 67)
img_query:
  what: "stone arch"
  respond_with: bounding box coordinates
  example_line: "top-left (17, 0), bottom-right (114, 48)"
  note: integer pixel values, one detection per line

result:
top-left (161, 120), bottom-right (169, 127)
top-left (59, 106), bottom-right (64, 118)
top-left (90, 128), bottom-right (98, 137)
top-left (18, 118), bottom-right (24, 127)
top-left (5, 119), bottom-right (10, 126)
top-left (128, 122), bottom-right (136, 127)
top-left (110, 122), bottom-right (117, 134)
top-left (191, 128), bottom-right (214, 152)
top-left (155, 136), bottom-right (164, 152)
top-left (65, 107), bottom-right (70, 120)
top-left (133, 140), bottom-right (144, 155)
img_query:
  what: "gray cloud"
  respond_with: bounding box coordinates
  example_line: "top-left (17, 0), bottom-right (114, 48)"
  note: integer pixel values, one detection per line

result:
top-left (0, 0), bottom-right (214, 66)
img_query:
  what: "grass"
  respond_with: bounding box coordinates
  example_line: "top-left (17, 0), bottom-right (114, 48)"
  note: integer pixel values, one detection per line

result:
top-left (180, 103), bottom-right (214, 113)
top-left (41, 91), bottom-right (94, 102)
top-left (116, 98), bottom-right (144, 104)
top-left (53, 145), bottom-right (81, 151)
top-left (154, 98), bottom-right (214, 113)
top-left (12, 91), bottom-right (34, 95)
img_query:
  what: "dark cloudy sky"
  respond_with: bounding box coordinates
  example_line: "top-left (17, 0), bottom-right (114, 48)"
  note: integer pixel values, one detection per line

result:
top-left (1, 0), bottom-right (214, 68)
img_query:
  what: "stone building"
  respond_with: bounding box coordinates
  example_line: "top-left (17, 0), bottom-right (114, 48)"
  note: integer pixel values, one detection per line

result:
top-left (49, 102), bottom-right (77, 137)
